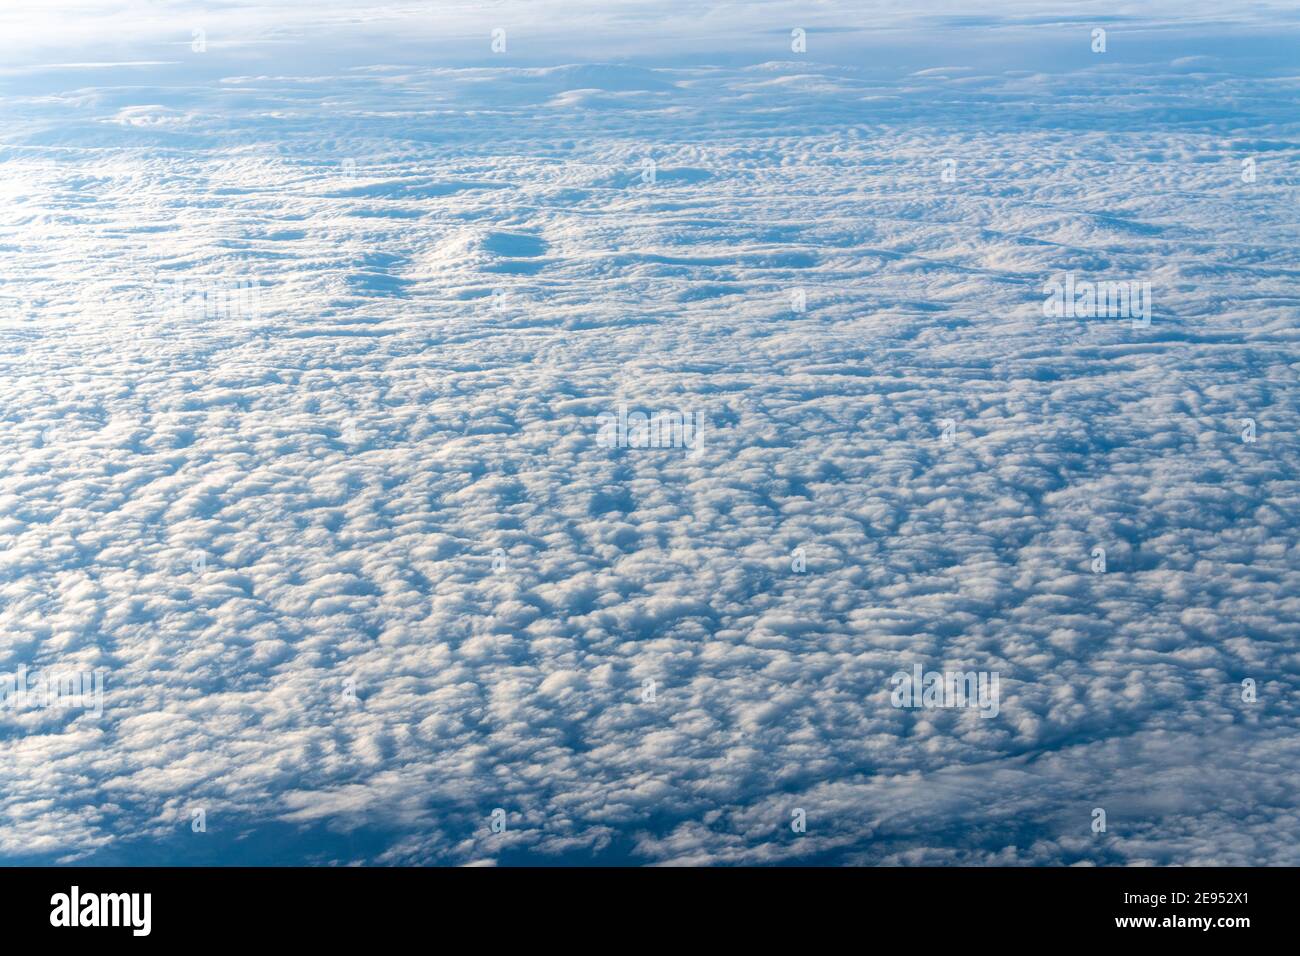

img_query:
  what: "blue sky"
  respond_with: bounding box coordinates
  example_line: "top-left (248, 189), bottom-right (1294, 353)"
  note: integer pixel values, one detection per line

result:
top-left (0, 2), bottom-right (1297, 865)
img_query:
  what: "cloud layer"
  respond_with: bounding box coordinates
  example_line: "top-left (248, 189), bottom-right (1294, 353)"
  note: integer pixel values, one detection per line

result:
top-left (1, 4), bottom-right (1298, 865)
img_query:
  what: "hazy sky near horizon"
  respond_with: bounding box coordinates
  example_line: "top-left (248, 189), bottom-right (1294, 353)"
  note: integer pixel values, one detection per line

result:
top-left (5, 1), bottom-right (1300, 70)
